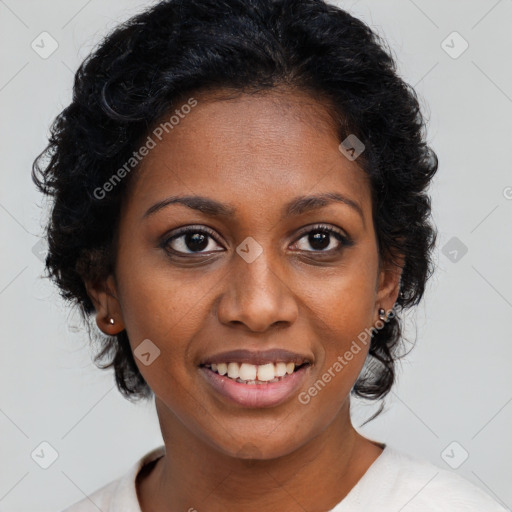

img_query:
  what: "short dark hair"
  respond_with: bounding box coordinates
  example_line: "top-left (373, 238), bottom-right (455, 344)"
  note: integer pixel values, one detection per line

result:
top-left (32, 0), bottom-right (438, 416)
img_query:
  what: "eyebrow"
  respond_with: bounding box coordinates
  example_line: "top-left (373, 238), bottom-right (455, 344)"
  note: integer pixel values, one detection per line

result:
top-left (142, 192), bottom-right (364, 223)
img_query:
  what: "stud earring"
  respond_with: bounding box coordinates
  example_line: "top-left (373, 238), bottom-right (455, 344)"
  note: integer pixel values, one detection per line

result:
top-left (108, 317), bottom-right (115, 325)
top-left (378, 308), bottom-right (386, 321)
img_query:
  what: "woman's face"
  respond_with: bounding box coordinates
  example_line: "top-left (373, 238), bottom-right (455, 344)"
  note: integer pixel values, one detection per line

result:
top-left (92, 88), bottom-right (400, 459)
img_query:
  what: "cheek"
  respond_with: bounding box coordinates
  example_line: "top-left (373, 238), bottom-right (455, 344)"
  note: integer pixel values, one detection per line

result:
top-left (299, 255), bottom-right (378, 377)
top-left (116, 248), bottom-right (211, 341)
top-left (304, 257), bottom-right (378, 333)
top-left (114, 250), bottom-right (224, 397)
top-left (296, 276), bottom-right (376, 422)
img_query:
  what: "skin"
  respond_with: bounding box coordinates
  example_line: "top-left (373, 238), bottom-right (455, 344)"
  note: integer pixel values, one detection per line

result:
top-left (85, 87), bottom-right (403, 512)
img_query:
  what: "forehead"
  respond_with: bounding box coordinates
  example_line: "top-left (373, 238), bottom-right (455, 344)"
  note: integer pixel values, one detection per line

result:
top-left (124, 88), bottom-right (372, 222)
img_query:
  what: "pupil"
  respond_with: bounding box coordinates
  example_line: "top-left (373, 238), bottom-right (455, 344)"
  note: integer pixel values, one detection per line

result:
top-left (186, 232), bottom-right (208, 251)
top-left (309, 230), bottom-right (329, 250)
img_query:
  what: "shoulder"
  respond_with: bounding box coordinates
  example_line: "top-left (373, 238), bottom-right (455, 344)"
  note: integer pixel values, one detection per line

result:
top-left (61, 479), bottom-right (119, 512)
top-left (366, 445), bottom-right (507, 512)
top-left (60, 446), bottom-right (165, 512)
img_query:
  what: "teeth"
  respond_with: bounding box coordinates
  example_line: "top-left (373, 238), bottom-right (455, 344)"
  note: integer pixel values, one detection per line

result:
top-left (207, 361), bottom-right (303, 382)
top-left (227, 362), bottom-right (240, 379)
top-left (256, 363), bottom-right (275, 381)
top-left (275, 362), bottom-right (287, 377)
top-left (239, 363), bottom-right (257, 381)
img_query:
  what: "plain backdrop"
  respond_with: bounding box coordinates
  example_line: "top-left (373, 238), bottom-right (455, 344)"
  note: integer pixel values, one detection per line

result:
top-left (1, 1), bottom-right (511, 511)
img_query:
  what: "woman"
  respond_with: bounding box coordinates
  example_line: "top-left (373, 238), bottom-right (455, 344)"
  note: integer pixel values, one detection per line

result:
top-left (32, 0), bottom-right (506, 510)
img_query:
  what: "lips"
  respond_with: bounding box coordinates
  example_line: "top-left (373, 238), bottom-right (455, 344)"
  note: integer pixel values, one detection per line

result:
top-left (199, 363), bottom-right (311, 408)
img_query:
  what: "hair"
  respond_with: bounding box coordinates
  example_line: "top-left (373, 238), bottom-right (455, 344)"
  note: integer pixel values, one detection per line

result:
top-left (32, 0), bottom-right (438, 421)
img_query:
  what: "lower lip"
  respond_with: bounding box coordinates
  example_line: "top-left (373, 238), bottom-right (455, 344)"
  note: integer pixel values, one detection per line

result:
top-left (199, 365), bottom-right (311, 408)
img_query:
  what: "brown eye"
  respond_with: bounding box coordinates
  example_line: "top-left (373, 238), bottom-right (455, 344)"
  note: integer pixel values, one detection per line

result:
top-left (163, 226), bottom-right (224, 255)
top-left (292, 224), bottom-right (353, 253)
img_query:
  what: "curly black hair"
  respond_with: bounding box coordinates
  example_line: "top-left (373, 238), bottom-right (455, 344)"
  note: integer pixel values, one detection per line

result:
top-left (32, 0), bottom-right (438, 418)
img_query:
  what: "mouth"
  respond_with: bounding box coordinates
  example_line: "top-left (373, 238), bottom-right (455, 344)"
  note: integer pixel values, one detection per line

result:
top-left (200, 361), bottom-right (311, 384)
top-left (198, 361), bottom-right (312, 408)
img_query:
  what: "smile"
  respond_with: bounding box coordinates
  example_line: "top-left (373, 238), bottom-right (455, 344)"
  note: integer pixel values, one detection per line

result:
top-left (199, 362), bottom-right (311, 408)
top-left (205, 361), bottom-right (307, 383)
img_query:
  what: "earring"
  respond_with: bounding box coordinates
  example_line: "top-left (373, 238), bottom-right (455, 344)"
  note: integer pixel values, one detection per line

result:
top-left (108, 317), bottom-right (115, 325)
top-left (378, 308), bottom-right (386, 321)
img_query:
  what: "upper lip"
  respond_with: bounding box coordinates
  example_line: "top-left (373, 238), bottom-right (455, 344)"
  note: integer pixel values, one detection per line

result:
top-left (199, 349), bottom-right (312, 367)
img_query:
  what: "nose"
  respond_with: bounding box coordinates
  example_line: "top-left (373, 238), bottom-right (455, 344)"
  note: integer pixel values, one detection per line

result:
top-left (215, 249), bottom-right (299, 332)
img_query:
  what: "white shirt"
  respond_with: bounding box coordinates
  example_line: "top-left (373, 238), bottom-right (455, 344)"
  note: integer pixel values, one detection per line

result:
top-left (61, 444), bottom-right (507, 511)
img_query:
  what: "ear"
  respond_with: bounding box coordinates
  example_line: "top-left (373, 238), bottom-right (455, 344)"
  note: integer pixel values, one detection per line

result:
top-left (84, 274), bottom-right (125, 335)
top-left (374, 252), bottom-right (404, 321)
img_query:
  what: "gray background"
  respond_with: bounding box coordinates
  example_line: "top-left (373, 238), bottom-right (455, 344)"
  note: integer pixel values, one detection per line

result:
top-left (1, 0), bottom-right (511, 511)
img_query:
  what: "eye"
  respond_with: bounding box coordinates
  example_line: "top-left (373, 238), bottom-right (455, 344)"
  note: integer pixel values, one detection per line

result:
top-left (291, 224), bottom-right (352, 253)
top-left (162, 226), bottom-right (224, 255)
top-left (161, 223), bottom-right (353, 258)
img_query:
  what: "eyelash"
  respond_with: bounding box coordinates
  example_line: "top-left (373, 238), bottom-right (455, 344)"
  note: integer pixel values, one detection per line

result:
top-left (161, 224), bottom-right (353, 258)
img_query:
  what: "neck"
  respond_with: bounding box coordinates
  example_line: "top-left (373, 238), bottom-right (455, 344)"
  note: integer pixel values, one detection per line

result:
top-left (137, 397), bottom-right (383, 512)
